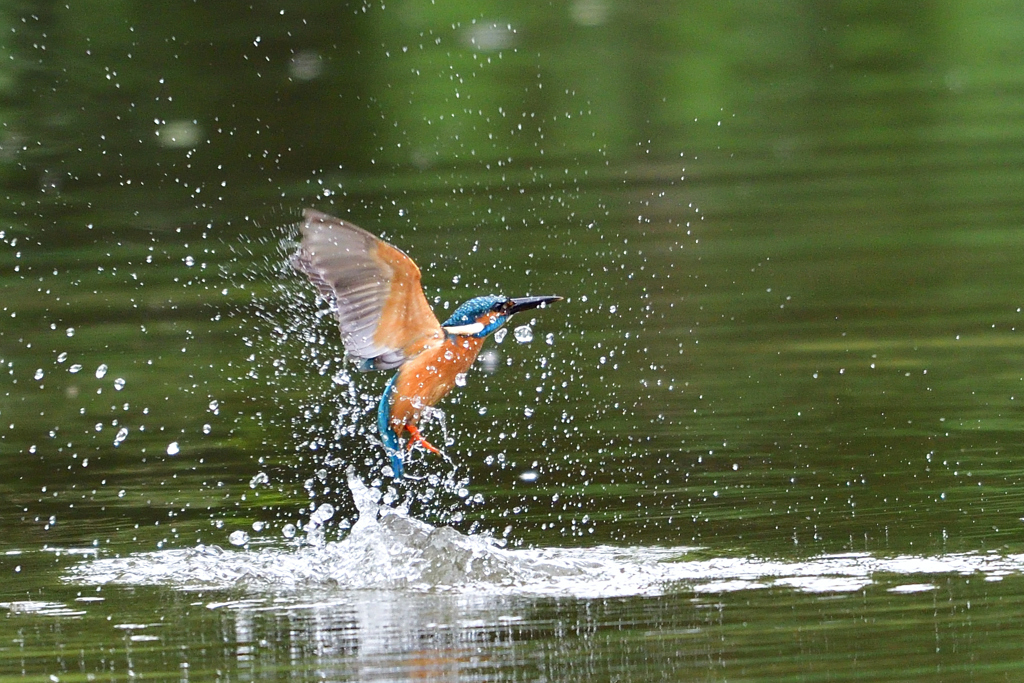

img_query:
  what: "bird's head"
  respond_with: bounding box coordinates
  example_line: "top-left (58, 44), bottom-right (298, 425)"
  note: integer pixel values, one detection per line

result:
top-left (442, 294), bottom-right (562, 338)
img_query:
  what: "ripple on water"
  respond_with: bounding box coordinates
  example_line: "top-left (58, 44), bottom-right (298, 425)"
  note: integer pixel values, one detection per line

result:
top-left (65, 471), bottom-right (1024, 598)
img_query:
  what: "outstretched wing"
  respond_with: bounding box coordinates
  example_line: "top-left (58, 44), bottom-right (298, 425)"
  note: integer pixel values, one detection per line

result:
top-left (292, 209), bottom-right (443, 370)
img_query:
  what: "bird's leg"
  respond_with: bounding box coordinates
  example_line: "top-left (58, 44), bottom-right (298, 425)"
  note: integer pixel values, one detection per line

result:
top-left (404, 423), bottom-right (442, 454)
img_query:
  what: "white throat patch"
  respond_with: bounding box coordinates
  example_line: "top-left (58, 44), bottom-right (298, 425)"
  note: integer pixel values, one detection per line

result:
top-left (443, 322), bottom-right (485, 336)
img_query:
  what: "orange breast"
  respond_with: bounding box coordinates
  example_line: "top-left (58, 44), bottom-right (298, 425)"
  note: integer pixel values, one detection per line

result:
top-left (389, 335), bottom-right (485, 428)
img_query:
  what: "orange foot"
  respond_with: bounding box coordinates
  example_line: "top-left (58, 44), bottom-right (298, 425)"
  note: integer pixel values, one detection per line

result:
top-left (404, 423), bottom-right (441, 454)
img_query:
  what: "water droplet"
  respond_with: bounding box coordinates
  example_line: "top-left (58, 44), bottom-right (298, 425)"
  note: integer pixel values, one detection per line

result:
top-left (56, 352), bottom-right (67, 363)
top-left (249, 472), bottom-right (269, 488)
top-left (33, 368), bottom-right (43, 381)
top-left (184, 255), bottom-right (195, 267)
top-left (117, 489), bottom-right (126, 498)
top-left (202, 424), bottom-right (211, 434)
top-left (208, 400), bottom-right (220, 414)
top-left (66, 327), bottom-right (75, 337)
top-left (251, 521), bottom-right (265, 532)
top-left (281, 523), bottom-right (296, 539)
top-left (545, 332), bottom-right (555, 345)
top-left (524, 407), bottom-right (534, 417)
top-left (94, 423), bottom-right (103, 432)
top-left (513, 325), bottom-right (533, 343)
top-left (455, 372), bottom-right (468, 387)
top-left (68, 364), bottom-right (82, 374)
top-left (494, 328), bottom-right (507, 344)
top-left (228, 530), bottom-right (249, 546)
top-left (609, 304), bottom-right (617, 314)
top-left (166, 441), bottom-right (180, 456)
top-left (478, 406), bottom-right (488, 416)
top-left (519, 470), bottom-right (539, 482)
top-left (95, 364), bottom-right (108, 379)
top-left (309, 503), bottom-right (335, 525)
top-left (113, 378), bottom-right (125, 390)
top-left (113, 427), bottom-right (129, 446)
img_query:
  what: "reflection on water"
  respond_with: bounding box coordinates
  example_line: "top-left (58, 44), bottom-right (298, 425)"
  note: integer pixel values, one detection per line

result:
top-left (38, 461), bottom-right (1024, 679)
top-left (45, 512), bottom-right (1024, 682)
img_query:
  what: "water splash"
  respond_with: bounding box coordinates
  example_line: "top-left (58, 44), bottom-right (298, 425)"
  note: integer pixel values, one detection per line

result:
top-left (513, 325), bottom-right (533, 343)
top-left (65, 471), bottom-right (1024, 598)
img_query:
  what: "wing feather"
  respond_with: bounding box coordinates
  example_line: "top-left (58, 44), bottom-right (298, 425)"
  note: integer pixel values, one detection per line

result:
top-left (292, 209), bottom-right (443, 370)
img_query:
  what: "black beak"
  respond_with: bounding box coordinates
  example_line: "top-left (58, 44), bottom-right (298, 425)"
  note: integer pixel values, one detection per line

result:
top-left (507, 295), bottom-right (563, 315)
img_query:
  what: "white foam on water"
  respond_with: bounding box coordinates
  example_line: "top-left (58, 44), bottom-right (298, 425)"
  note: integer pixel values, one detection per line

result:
top-left (0, 601), bottom-right (88, 618)
top-left (65, 471), bottom-right (1024, 599)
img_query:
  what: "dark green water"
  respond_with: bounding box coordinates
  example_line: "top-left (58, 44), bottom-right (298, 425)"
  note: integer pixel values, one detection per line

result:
top-left (4, 1), bottom-right (1024, 680)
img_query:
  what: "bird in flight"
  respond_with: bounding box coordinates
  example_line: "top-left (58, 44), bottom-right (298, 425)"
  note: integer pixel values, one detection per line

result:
top-left (292, 209), bottom-right (561, 478)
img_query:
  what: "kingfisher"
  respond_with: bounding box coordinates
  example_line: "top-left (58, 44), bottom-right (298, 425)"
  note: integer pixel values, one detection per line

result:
top-left (292, 209), bottom-right (561, 478)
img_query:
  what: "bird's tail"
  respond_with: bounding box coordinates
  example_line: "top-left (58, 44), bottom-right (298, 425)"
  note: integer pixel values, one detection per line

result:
top-left (377, 374), bottom-right (404, 478)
